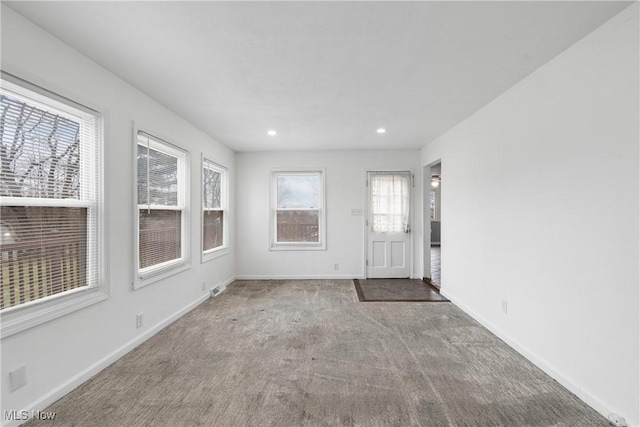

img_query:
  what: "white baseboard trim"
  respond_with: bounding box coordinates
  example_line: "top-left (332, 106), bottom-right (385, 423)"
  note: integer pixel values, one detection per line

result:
top-left (235, 274), bottom-right (363, 280)
top-left (5, 289), bottom-right (218, 427)
top-left (440, 288), bottom-right (625, 425)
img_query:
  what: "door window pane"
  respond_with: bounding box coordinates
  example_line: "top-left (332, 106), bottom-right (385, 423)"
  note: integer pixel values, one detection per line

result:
top-left (370, 173), bottom-right (411, 233)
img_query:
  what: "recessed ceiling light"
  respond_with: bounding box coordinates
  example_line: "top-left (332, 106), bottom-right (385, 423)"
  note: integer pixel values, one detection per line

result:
top-left (267, 129), bottom-right (277, 136)
top-left (376, 128), bottom-right (386, 134)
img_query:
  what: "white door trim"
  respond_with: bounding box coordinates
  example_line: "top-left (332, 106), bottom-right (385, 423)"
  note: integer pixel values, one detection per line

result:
top-left (423, 164), bottom-right (432, 280)
top-left (364, 168), bottom-right (414, 278)
top-left (424, 159), bottom-right (442, 284)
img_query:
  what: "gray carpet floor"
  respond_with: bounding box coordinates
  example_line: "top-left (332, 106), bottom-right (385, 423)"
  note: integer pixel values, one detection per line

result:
top-left (27, 280), bottom-right (608, 426)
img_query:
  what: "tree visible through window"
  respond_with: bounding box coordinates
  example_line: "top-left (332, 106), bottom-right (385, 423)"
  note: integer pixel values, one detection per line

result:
top-left (0, 79), bottom-right (100, 311)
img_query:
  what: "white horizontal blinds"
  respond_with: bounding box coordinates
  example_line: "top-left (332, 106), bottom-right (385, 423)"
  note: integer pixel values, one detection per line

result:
top-left (276, 173), bottom-right (320, 243)
top-left (203, 159), bottom-right (224, 252)
top-left (137, 132), bottom-right (183, 270)
top-left (370, 172), bottom-right (410, 233)
top-left (0, 79), bottom-right (100, 311)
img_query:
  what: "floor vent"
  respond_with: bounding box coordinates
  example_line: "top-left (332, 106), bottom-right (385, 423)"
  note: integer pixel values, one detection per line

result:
top-left (211, 287), bottom-right (221, 297)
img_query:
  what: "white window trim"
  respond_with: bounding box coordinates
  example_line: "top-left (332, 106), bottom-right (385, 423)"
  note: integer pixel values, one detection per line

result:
top-left (133, 127), bottom-right (190, 289)
top-left (0, 72), bottom-right (107, 339)
top-left (201, 156), bottom-right (229, 263)
top-left (270, 168), bottom-right (326, 251)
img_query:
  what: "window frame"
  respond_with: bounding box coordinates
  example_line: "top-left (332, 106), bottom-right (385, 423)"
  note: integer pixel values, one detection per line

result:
top-left (133, 127), bottom-right (190, 289)
top-left (201, 156), bottom-right (229, 262)
top-left (270, 169), bottom-right (326, 251)
top-left (0, 72), bottom-right (106, 339)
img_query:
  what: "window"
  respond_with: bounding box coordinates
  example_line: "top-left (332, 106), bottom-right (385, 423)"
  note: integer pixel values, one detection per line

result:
top-left (271, 170), bottom-right (325, 250)
top-left (136, 131), bottom-right (189, 285)
top-left (202, 158), bottom-right (228, 260)
top-left (0, 74), bottom-right (104, 336)
top-left (369, 172), bottom-right (411, 233)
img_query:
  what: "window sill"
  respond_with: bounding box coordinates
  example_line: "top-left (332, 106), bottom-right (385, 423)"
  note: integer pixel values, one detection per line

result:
top-left (135, 260), bottom-right (191, 290)
top-left (270, 243), bottom-right (326, 251)
top-left (202, 246), bottom-right (230, 263)
top-left (1, 286), bottom-right (108, 339)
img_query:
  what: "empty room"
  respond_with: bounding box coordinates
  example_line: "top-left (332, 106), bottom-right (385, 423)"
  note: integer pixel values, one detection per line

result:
top-left (1, 1), bottom-right (638, 426)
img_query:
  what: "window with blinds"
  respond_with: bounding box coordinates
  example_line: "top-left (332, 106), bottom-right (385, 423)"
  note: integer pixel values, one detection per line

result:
top-left (0, 77), bottom-right (101, 311)
top-left (271, 170), bottom-right (325, 250)
top-left (202, 159), bottom-right (227, 258)
top-left (136, 131), bottom-right (188, 280)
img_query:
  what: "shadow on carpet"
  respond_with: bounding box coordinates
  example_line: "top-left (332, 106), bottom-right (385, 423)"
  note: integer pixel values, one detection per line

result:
top-left (354, 278), bottom-right (449, 302)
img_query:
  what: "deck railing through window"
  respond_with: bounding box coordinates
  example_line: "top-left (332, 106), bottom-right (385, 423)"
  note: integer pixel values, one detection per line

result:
top-left (276, 223), bottom-right (319, 243)
top-left (139, 227), bottom-right (180, 269)
top-left (1, 236), bottom-right (86, 310)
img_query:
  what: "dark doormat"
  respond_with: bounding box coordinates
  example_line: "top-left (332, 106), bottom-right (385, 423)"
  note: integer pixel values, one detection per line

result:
top-left (353, 279), bottom-right (449, 302)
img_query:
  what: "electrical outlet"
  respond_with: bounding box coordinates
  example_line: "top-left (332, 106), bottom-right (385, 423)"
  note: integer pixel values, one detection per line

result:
top-left (501, 300), bottom-right (508, 314)
top-left (136, 313), bottom-right (144, 329)
top-left (202, 281), bottom-right (206, 291)
top-left (334, 263), bottom-right (339, 270)
top-left (9, 365), bottom-right (27, 391)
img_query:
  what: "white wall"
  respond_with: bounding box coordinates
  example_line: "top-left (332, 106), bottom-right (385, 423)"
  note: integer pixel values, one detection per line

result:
top-left (421, 4), bottom-right (639, 425)
top-left (0, 6), bottom-right (235, 424)
top-left (236, 151), bottom-right (423, 279)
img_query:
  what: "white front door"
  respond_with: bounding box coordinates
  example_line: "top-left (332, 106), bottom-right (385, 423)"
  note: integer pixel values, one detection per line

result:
top-left (366, 171), bottom-right (412, 278)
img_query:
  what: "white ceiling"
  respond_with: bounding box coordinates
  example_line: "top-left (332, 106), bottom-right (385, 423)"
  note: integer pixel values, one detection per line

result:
top-left (5, 1), bottom-right (631, 152)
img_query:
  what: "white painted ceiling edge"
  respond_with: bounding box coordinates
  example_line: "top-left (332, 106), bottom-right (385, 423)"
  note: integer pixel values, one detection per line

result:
top-left (4, 1), bottom-right (632, 152)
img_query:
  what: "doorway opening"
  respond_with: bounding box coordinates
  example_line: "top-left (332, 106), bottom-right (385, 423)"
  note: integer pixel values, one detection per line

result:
top-left (429, 162), bottom-right (441, 289)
